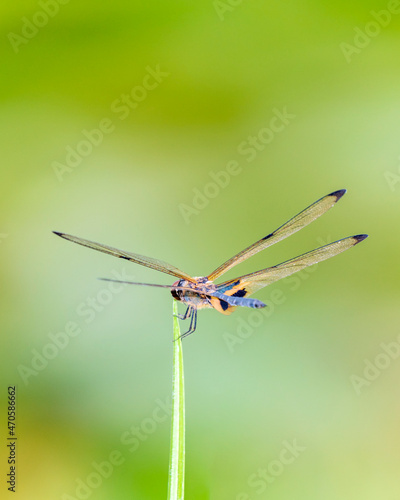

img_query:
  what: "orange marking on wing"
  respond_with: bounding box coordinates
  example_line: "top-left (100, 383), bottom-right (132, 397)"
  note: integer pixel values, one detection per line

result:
top-left (210, 297), bottom-right (236, 315)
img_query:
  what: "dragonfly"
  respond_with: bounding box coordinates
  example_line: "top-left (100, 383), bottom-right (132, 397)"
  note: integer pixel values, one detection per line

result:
top-left (53, 189), bottom-right (367, 339)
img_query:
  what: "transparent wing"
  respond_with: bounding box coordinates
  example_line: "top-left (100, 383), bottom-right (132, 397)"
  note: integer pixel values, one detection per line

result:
top-left (53, 231), bottom-right (196, 282)
top-left (218, 234), bottom-right (368, 296)
top-left (207, 189), bottom-right (346, 281)
top-left (98, 279), bottom-right (196, 290)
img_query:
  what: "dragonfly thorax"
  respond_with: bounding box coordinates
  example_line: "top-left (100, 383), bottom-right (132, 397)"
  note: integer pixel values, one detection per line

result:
top-left (171, 276), bottom-right (215, 308)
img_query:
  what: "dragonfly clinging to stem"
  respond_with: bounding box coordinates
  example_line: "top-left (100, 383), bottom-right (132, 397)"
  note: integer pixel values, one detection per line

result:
top-left (54, 189), bottom-right (367, 339)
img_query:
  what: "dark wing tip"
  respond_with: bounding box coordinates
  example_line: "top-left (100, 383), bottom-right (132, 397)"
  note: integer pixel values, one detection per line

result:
top-left (329, 189), bottom-right (346, 201)
top-left (53, 231), bottom-right (64, 237)
top-left (353, 234), bottom-right (368, 244)
top-left (261, 232), bottom-right (274, 241)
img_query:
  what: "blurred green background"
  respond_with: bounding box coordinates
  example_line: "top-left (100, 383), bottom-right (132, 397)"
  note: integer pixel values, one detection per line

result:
top-left (1, 1), bottom-right (400, 499)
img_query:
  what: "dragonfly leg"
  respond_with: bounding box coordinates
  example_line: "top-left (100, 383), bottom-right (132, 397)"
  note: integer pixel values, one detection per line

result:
top-left (178, 308), bottom-right (198, 340)
top-left (174, 306), bottom-right (191, 320)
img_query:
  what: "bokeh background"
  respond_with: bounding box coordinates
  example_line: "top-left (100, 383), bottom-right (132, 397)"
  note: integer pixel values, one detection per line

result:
top-left (1, 1), bottom-right (400, 499)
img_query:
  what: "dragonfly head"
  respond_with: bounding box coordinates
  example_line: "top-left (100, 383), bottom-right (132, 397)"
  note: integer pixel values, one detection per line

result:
top-left (171, 279), bottom-right (185, 301)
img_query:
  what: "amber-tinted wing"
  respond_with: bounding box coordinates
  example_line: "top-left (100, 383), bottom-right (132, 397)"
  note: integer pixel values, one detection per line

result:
top-left (208, 189), bottom-right (346, 281)
top-left (53, 231), bottom-right (196, 282)
top-left (217, 234), bottom-right (368, 296)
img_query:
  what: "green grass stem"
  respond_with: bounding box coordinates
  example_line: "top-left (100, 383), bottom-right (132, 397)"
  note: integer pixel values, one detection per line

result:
top-left (167, 301), bottom-right (185, 500)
